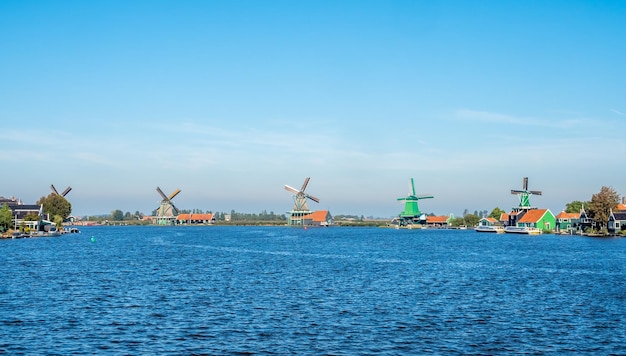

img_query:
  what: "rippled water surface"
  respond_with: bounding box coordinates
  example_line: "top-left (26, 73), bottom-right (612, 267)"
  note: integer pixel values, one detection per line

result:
top-left (1, 226), bottom-right (624, 354)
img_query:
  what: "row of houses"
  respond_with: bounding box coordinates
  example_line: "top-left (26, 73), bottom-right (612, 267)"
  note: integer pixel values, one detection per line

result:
top-left (420, 200), bottom-right (626, 235)
top-left (477, 202), bottom-right (626, 234)
top-left (421, 209), bottom-right (559, 231)
top-left (554, 203), bottom-right (626, 234)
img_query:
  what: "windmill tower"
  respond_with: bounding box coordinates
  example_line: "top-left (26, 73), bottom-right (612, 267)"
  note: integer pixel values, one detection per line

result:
top-left (284, 177), bottom-right (319, 226)
top-left (510, 177), bottom-right (542, 211)
top-left (156, 187), bottom-right (181, 225)
top-left (397, 178), bottom-right (433, 226)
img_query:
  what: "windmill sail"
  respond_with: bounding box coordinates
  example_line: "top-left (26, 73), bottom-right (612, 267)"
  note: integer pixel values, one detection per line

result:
top-left (61, 187), bottom-right (72, 196)
top-left (284, 185), bottom-right (300, 195)
top-left (284, 177), bottom-right (319, 212)
top-left (51, 184), bottom-right (72, 197)
top-left (156, 187), bottom-right (181, 217)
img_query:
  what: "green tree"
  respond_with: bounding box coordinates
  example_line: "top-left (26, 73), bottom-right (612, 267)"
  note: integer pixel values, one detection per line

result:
top-left (36, 193), bottom-right (72, 220)
top-left (565, 200), bottom-right (587, 213)
top-left (588, 186), bottom-right (620, 230)
top-left (463, 214), bottom-right (480, 227)
top-left (53, 215), bottom-right (64, 229)
top-left (449, 217), bottom-right (465, 227)
top-left (489, 207), bottom-right (505, 220)
top-left (0, 204), bottom-right (12, 232)
top-left (111, 209), bottom-right (124, 221)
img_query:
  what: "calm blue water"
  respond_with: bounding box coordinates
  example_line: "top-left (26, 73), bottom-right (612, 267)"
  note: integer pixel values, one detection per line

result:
top-left (1, 226), bottom-right (624, 354)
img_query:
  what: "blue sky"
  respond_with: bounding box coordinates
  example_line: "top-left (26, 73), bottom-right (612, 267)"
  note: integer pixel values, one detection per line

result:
top-left (1, 1), bottom-right (625, 217)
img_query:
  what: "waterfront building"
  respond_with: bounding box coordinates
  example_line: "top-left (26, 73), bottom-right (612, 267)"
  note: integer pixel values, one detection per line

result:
top-left (555, 211), bottom-right (581, 233)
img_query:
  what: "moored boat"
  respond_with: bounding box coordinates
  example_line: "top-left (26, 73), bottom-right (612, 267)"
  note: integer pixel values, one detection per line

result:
top-left (61, 227), bottom-right (80, 234)
top-left (504, 226), bottom-right (541, 235)
top-left (29, 230), bottom-right (62, 237)
top-left (474, 225), bottom-right (504, 233)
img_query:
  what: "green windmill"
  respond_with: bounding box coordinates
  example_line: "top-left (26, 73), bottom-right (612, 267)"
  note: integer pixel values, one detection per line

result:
top-left (397, 178), bottom-right (433, 225)
top-left (510, 177), bottom-right (542, 210)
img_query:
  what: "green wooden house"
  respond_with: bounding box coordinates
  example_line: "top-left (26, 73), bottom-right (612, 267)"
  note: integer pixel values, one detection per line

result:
top-left (516, 209), bottom-right (556, 231)
top-left (555, 211), bottom-right (581, 233)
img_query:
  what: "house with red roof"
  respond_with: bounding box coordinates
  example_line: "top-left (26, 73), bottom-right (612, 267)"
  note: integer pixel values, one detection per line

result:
top-left (555, 211), bottom-right (581, 233)
top-left (425, 215), bottom-right (452, 228)
top-left (478, 217), bottom-right (501, 227)
top-left (616, 200), bottom-right (626, 212)
top-left (499, 213), bottom-right (509, 226)
top-left (515, 209), bottom-right (556, 231)
top-left (301, 210), bottom-right (333, 226)
top-left (176, 213), bottom-right (215, 225)
top-left (506, 210), bottom-right (524, 227)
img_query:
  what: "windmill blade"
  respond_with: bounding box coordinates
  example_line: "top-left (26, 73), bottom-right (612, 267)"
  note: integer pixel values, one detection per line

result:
top-left (168, 189), bottom-right (181, 200)
top-left (284, 185), bottom-right (300, 195)
top-left (156, 187), bottom-right (168, 200)
top-left (511, 190), bottom-right (526, 194)
top-left (301, 177), bottom-right (310, 192)
top-left (409, 178), bottom-right (416, 196)
top-left (523, 177), bottom-right (528, 190)
top-left (171, 203), bottom-right (180, 215)
top-left (306, 194), bottom-right (320, 203)
top-left (61, 187), bottom-right (72, 197)
top-left (51, 184), bottom-right (59, 195)
top-left (415, 195), bottom-right (434, 199)
top-left (529, 190), bottom-right (542, 195)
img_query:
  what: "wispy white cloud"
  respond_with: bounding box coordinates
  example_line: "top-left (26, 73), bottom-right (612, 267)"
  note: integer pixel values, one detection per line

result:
top-left (611, 109), bottom-right (626, 117)
top-left (454, 109), bottom-right (595, 129)
top-left (0, 149), bottom-right (50, 161)
top-left (144, 120), bottom-right (346, 158)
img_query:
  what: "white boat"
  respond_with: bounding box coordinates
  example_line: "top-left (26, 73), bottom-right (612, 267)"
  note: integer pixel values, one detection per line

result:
top-left (30, 230), bottom-right (62, 237)
top-left (474, 225), bottom-right (504, 233)
top-left (504, 226), bottom-right (541, 235)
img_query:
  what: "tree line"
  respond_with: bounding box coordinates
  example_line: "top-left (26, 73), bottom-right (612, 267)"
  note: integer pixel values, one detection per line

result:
top-left (77, 209), bottom-right (287, 223)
